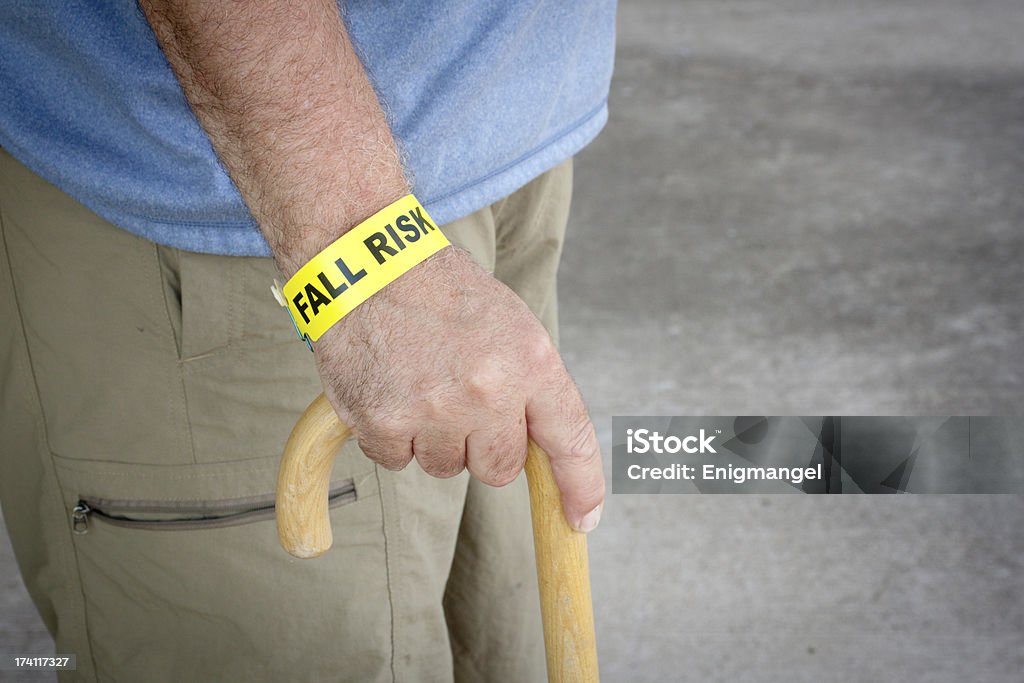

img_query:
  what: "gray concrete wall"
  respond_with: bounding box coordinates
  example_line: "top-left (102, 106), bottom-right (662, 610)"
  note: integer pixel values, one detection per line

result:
top-left (3, 1), bottom-right (1022, 681)
top-left (567, 1), bottom-right (1024, 680)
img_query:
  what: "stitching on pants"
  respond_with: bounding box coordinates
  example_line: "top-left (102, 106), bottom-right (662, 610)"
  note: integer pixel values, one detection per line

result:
top-left (176, 254), bottom-right (208, 464)
top-left (524, 171), bottom-right (556, 252)
top-left (0, 205), bottom-right (102, 681)
top-left (151, 243), bottom-right (197, 465)
top-left (177, 360), bottom-right (201, 466)
top-left (155, 246), bottom-right (183, 358)
top-left (50, 462), bottom-right (280, 479)
top-left (227, 259), bottom-right (240, 347)
top-left (497, 162), bottom-right (558, 259)
top-left (374, 465), bottom-right (399, 682)
top-left (492, 194), bottom-right (511, 230)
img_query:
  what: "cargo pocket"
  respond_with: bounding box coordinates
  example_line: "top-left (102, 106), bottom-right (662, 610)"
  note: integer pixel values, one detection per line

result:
top-left (53, 456), bottom-right (392, 683)
top-left (70, 480), bottom-right (357, 535)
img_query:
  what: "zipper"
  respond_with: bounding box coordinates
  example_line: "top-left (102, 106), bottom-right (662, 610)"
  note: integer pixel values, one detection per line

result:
top-left (71, 480), bottom-right (356, 535)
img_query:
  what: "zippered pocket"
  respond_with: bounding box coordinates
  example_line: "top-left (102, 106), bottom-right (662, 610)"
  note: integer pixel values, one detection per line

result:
top-left (71, 480), bottom-right (356, 534)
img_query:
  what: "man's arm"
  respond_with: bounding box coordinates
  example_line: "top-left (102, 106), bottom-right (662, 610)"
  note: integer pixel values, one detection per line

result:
top-left (139, 0), bottom-right (406, 276)
top-left (139, 0), bottom-right (605, 531)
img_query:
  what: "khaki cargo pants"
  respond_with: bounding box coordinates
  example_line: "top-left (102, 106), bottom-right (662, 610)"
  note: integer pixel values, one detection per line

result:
top-left (0, 148), bottom-right (572, 682)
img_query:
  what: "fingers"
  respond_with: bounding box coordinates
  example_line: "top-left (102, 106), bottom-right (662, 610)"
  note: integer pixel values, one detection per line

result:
top-left (357, 415), bottom-right (471, 479)
top-left (355, 403), bottom-right (528, 485)
top-left (346, 335), bottom-right (604, 536)
top-left (412, 422), bottom-right (468, 478)
top-left (355, 414), bottom-right (414, 471)
top-left (526, 372), bottom-right (606, 533)
top-left (465, 417), bottom-right (528, 487)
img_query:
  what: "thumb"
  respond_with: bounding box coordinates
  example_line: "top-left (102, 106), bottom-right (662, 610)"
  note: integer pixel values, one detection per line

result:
top-left (526, 375), bottom-right (605, 533)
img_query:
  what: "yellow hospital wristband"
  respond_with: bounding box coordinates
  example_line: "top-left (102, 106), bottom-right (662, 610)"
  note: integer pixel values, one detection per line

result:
top-left (272, 194), bottom-right (449, 349)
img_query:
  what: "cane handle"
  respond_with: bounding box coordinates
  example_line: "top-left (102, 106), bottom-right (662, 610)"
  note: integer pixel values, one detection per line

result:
top-left (276, 393), bottom-right (599, 682)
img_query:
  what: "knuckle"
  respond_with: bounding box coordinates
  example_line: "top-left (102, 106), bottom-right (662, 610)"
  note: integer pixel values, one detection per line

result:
top-left (463, 357), bottom-right (507, 399)
top-left (368, 413), bottom-right (411, 440)
top-left (523, 331), bottom-right (558, 367)
top-left (421, 397), bottom-right (445, 423)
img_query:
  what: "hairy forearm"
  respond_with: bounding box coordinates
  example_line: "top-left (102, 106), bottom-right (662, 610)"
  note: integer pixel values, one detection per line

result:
top-left (139, 0), bottom-right (409, 276)
top-left (141, 0), bottom-right (606, 530)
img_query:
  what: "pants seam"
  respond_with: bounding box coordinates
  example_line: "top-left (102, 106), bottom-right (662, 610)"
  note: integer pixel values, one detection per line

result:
top-left (494, 159), bottom-right (566, 256)
top-left (176, 364), bottom-right (202, 466)
top-left (523, 162), bottom-right (561, 252)
top-left (0, 205), bottom-right (100, 682)
top-left (491, 195), bottom-right (511, 229)
top-left (375, 465), bottom-right (398, 683)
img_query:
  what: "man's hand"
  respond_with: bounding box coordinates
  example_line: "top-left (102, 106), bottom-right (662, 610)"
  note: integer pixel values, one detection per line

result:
top-left (140, 0), bottom-right (604, 531)
top-left (316, 247), bottom-right (604, 530)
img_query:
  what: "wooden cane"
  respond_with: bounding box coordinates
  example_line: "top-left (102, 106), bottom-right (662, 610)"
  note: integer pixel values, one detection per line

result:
top-left (276, 393), bottom-right (599, 682)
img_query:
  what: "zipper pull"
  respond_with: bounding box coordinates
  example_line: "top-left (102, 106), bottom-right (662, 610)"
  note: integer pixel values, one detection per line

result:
top-left (72, 502), bottom-right (91, 535)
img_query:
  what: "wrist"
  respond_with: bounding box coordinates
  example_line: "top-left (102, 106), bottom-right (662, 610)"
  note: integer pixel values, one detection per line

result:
top-left (272, 183), bottom-right (411, 279)
top-left (274, 193), bottom-right (448, 348)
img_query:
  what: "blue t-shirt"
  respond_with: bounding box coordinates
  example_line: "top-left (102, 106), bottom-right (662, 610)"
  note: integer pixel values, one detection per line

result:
top-left (0, 1), bottom-right (615, 256)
